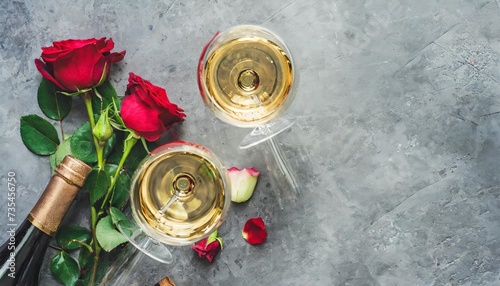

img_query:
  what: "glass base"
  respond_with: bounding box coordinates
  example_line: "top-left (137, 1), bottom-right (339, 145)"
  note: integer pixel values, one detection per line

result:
top-left (116, 207), bottom-right (173, 264)
top-left (239, 116), bottom-right (296, 149)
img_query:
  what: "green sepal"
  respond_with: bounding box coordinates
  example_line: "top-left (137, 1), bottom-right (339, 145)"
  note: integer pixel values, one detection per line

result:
top-left (206, 230), bottom-right (218, 244)
top-left (59, 87), bottom-right (92, 97)
top-left (92, 80), bottom-right (118, 116)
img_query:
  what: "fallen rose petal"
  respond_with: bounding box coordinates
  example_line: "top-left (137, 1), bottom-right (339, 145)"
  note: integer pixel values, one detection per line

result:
top-left (228, 167), bottom-right (260, 203)
top-left (242, 217), bottom-right (267, 245)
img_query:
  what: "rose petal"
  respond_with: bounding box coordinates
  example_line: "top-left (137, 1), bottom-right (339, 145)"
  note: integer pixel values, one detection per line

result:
top-left (34, 59), bottom-right (66, 90)
top-left (52, 44), bottom-right (103, 91)
top-left (107, 50), bottom-right (126, 63)
top-left (228, 167), bottom-right (260, 203)
top-left (242, 217), bottom-right (267, 245)
top-left (41, 38), bottom-right (101, 62)
top-left (120, 94), bottom-right (165, 141)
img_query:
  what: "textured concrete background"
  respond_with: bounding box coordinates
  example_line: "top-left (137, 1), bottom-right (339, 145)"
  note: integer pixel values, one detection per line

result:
top-left (1, 0), bottom-right (500, 285)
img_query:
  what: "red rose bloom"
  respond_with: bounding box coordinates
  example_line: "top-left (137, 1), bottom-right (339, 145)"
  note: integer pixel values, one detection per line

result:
top-left (192, 232), bottom-right (222, 263)
top-left (242, 217), bottom-right (267, 245)
top-left (34, 37), bottom-right (125, 93)
top-left (120, 73), bottom-right (185, 141)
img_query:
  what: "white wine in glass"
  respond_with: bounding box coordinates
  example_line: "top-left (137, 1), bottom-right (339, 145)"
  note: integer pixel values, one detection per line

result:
top-left (198, 25), bottom-right (300, 196)
top-left (199, 25), bottom-right (295, 128)
top-left (131, 142), bottom-right (230, 246)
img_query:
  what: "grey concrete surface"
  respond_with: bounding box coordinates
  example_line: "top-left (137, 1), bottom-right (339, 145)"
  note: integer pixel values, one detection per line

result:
top-left (1, 0), bottom-right (500, 285)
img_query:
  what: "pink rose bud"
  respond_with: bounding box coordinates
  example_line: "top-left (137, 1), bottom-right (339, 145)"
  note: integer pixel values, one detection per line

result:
top-left (227, 167), bottom-right (260, 203)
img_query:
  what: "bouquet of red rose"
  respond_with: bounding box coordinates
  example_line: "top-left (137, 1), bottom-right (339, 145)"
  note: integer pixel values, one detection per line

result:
top-left (21, 37), bottom-right (185, 286)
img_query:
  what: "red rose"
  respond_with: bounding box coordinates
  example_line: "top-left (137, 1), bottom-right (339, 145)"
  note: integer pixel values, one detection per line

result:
top-left (120, 73), bottom-right (185, 141)
top-left (192, 231), bottom-right (222, 263)
top-left (34, 37), bottom-right (125, 93)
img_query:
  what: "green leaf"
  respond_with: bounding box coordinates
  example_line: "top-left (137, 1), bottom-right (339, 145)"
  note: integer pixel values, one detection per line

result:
top-left (113, 171), bottom-right (131, 209)
top-left (70, 122), bottom-right (116, 164)
top-left (50, 135), bottom-right (73, 173)
top-left (96, 215), bottom-right (128, 252)
top-left (78, 245), bottom-right (93, 272)
top-left (109, 206), bottom-right (128, 224)
top-left (20, 114), bottom-right (60, 155)
top-left (70, 122), bottom-right (95, 163)
top-left (109, 207), bottom-right (135, 237)
top-left (50, 251), bottom-right (79, 286)
top-left (55, 225), bottom-right (92, 251)
top-left (85, 169), bottom-right (110, 205)
top-left (103, 164), bottom-right (130, 209)
top-left (92, 81), bottom-right (119, 116)
top-left (37, 78), bottom-right (72, 121)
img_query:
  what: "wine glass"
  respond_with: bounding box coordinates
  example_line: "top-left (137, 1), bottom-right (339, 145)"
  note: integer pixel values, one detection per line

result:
top-left (197, 25), bottom-right (300, 197)
top-left (100, 141), bottom-right (231, 285)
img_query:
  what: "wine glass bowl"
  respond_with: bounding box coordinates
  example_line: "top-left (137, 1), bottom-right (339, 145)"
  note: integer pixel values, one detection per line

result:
top-left (198, 25), bottom-right (301, 197)
top-left (198, 25), bottom-right (296, 129)
top-left (129, 141), bottom-right (231, 247)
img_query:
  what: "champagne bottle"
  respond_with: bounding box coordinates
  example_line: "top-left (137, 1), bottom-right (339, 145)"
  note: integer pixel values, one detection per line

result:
top-left (0, 155), bottom-right (92, 286)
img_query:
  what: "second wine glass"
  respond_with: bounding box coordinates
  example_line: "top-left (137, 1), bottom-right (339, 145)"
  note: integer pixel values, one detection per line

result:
top-left (198, 25), bottom-right (300, 197)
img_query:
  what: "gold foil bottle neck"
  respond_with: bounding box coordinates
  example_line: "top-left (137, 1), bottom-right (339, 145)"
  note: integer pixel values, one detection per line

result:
top-left (55, 155), bottom-right (92, 187)
top-left (29, 155), bottom-right (92, 236)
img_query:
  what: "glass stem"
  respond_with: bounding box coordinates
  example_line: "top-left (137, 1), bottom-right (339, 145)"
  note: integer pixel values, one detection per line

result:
top-left (158, 194), bottom-right (179, 215)
top-left (262, 126), bottom-right (300, 196)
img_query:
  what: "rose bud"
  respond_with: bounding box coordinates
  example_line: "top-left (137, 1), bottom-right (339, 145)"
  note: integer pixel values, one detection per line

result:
top-left (93, 109), bottom-right (113, 145)
top-left (242, 217), bottom-right (267, 245)
top-left (228, 167), bottom-right (260, 203)
top-left (192, 230), bottom-right (223, 263)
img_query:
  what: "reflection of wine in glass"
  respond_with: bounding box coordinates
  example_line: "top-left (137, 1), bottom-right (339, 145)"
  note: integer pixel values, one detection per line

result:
top-left (101, 142), bottom-right (230, 285)
top-left (198, 25), bottom-right (300, 197)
